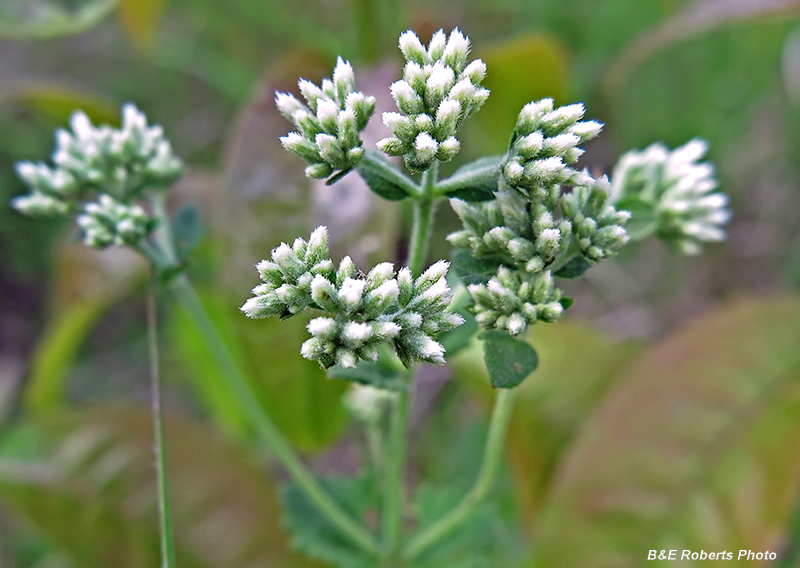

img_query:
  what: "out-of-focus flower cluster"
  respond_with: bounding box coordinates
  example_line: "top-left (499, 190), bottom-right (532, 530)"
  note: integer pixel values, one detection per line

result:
top-left (377, 28), bottom-right (489, 172)
top-left (277, 57), bottom-right (376, 180)
top-left (241, 227), bottom-right (463, 369)
top-left (611, 139), bottom-right (730, 255)
top-left (12, 104), bottom-right (182, 249)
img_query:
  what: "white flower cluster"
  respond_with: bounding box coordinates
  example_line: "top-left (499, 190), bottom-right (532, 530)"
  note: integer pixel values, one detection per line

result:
top-left (470, 268), bottom-right (564, 337)
top-left (13, 105), bottom-right (181, 218)
top-left (241, 227), bottom-right (463, 369)
top-left (611, 140), bottom-right (730, 255)
top-left (277, 58), bottom-right (376, 180)
top-left (502, 98), bottom-right (602, 200)
top-left (377, 28), bottom-right (489, 172)
top-left (560, 176), bottom-right (630, 262)
top-left (77, 194), bottom-right (156, 249)
top-left (12, 105), bottom-right (182, 250)
top-left (448, 189), bottom-right (572, 275)
top-left (450, 99), bottom-right (631, 338)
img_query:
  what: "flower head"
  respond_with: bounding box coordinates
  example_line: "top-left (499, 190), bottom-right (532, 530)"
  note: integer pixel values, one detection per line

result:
top-left (611, 139), bottom-right (730, 254)
top-left (377, 28), bottom-right (489, 172)
top-left (277, 58), bottom-right (376, 180)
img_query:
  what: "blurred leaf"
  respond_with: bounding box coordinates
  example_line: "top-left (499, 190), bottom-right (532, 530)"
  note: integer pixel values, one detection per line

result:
top-left (170, 203), bottom-right (204, 262)
top-left (170, 289), bottom-right (349, 452)
top-left (0, 0), bottom-right (118, 39)
top-left (467, 34), bottom-right (569, 154)
top-left (411, 482), bottom-right (518, 568)
top-left (117, 0), bottom-right (166, 53)
top-left (615, 195), bottom-right (657, 241)
top-left (604, 0), bottom-right (800, 98)
top-left (480, 331), bottom-right (538, 389)
top-left (530, 297), bottom-right (800, 567)
top-left (436, 156), bottom-right (502, 202)
top-left (327, 360), bottom-right (405, 392)
top-left (280, 476), bottom-right (378, 568)
top-left (0, 85), bottom-right (119, 126)
top-left (0, 405), bottom-right (324, 568)
top-left (453, 320), bottom-right (641, 522)
top-left (25, 298), bottom-right (108, 411)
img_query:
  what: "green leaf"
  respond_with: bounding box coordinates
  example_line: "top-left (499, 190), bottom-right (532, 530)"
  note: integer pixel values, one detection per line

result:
top-left (614, 195), bottom-right (657, 241)
top-left (170, 203), bottom-right (205, 261)
top-left (451, 249), bottom-right (499, 286)
top-left (0, 0), bottom-right (118, 39)
top-left (0, 405), bottom-right (323, 568)
top-left (480, 330), bottom-right (538, 389)
top-left (355, 150), bottom-right (414, 201)
top-left (552, 255), bottom-right (592, 279)
top-left (558, 297), bottom-right (574, 311)
top-left (436, 156), bottom-right (503, 202)
top-left (411, 483), bottom-right (520, 568)
top-left (327, 360), bottom-right (405, 391)
top-left (281, 476), bottom-right (378, 568)
top-left (531, 297), bottom-right (800, 568)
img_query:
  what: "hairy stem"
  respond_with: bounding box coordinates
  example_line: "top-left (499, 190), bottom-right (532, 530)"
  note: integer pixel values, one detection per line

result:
top-left (407, 164), bottom-right (438, 277)
top-left (381, 387), bottom-right (410, 563)
top-left (171, 275), bottom-right (379, 555)
top-left (146, 269), bottom-right (177, 568)
top-left (402, 388), bottom-right (516, 561)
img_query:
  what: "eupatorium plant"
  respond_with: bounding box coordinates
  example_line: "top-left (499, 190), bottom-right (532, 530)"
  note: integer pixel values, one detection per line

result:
top-left (11, 27), bottom-right (730, 568)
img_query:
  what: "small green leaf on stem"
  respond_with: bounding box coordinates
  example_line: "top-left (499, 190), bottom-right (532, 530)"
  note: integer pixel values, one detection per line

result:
top-left (356, 151), bottom-right (416, 201)
top-left (480, 330), bottom-right (538, 389)
top-left (451, 249), bottom-right (499, 286)
top-left (435, 156), bottom-right (503, 202)
top-left (552, 255), bottom-right (592, 279)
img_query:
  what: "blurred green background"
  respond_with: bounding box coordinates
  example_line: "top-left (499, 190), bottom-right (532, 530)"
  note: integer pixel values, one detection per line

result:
top-left (2, 0), bottom-right (800, 567)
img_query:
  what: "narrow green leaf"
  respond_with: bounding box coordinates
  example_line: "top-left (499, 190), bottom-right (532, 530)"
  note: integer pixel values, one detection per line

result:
top-left (355, 150), bottom-right (414, 201)
top-left (436, 156), bottom-right (503, 202)
top-left (480, 330), bottom-right (538, 389)
top-left (614, 195), bottom-right (657, 241)
top-left (26, 299), bottom-right (108, 411)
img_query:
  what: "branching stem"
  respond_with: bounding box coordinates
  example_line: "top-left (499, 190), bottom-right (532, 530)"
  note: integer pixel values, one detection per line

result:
top-left (402, 388), bottom-right (517, 561)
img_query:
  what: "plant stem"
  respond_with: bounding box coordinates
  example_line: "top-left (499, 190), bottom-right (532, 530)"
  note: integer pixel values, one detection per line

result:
top-left (170, 274), bottom-right (379, 555)
top-left (146, 269), bottom-right (177, 568)
top-left (402, 388), bottom-right (517, 561)
top-left (381, 387), bottom-right (410, 563)
top-left (407, 164), bottom-right (438, 277)
top-left (144, 196), bottom-right (379, 556)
